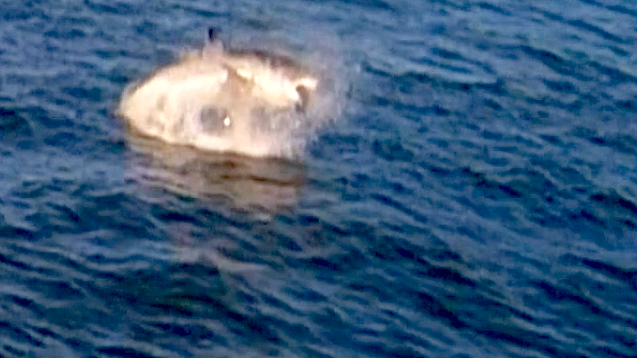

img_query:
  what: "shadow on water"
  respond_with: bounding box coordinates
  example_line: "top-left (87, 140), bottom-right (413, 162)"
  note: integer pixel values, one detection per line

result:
top-left (124, 132), bottom-right (307, 218)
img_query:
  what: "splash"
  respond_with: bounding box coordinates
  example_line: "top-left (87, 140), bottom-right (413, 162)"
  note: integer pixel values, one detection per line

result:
top-left (117, 31), bottom-right (348, 159)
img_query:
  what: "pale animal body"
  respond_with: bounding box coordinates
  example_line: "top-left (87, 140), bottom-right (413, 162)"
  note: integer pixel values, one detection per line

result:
top-left (117, 28), bottom-right (319, 157)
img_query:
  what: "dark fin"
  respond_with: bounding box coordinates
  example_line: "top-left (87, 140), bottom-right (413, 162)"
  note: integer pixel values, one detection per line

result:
top-left (208, 27), bottom-right (220, 42)
top-left (203, 27), bottom-right (224, 58)
top-left (295, 85), bottom-right (311, 113)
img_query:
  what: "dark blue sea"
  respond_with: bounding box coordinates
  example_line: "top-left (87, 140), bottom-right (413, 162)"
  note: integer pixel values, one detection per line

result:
top-left (1, 0), bottom-right (636, 357)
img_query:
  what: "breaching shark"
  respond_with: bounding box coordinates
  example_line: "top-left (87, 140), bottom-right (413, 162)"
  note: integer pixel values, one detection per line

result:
top-left (117, 28), bottom-right (320, 157)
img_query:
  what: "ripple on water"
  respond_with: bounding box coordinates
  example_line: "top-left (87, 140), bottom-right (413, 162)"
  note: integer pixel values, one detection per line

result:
top-left (0, 0), bottom-right (637, 357)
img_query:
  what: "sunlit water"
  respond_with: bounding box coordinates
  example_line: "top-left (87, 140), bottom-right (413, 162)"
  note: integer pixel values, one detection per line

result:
top-left (1, 1), bottom-right (636, 357)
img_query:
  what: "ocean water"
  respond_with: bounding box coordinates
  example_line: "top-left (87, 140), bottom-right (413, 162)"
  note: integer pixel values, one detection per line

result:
top-left (1, 0), bottom-right (636, 357)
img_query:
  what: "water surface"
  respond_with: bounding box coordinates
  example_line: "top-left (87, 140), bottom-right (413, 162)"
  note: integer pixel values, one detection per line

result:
top-left (1, 0), bottom-right (636, 357)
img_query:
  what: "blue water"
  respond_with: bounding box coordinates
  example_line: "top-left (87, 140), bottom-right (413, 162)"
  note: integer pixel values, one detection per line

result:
top-left (1, 0), bottom-right (636, 357)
